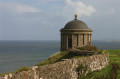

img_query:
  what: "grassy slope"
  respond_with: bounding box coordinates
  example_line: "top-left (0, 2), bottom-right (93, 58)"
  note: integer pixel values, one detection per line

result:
top-left (36, 51), bottom-right (77, 66)
top-left (36, 51), bottom-right (68, 66)
top-left (0, 51), bottom-right (71, 76)
top-left (0, 49), bottom-right (120, 78)
top-left (108, 50), bottom-right (120, 65)
top-left (36, 49), bottom-right (120, 79)
top-left (82, 49), bottom-right (120, 79)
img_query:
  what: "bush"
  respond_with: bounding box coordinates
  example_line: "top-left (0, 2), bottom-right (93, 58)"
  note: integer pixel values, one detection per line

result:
top-left (16, 66), bottom-right (30, 72)
top-left (98, 50), bottom-right (108, 54)
top-left (78, 63), bottom-right (120, 79)
top-left (69, 50), bottom-right (96, 56)
top-left (109, 63), bottom-right (120, 79)
top-left (77, 45), bottom-right (98, 51)
top-left (0, 72), bottom-right (10, 76)
top-left (76, 64), bottom-right (88, 79)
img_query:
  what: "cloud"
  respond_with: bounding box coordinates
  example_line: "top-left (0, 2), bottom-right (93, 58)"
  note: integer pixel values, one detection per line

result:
top-left (39, 0), bottom-right (60, 3)
top-left (64, 0), bottom-right (96, 17)
top-left (1, 2), bottom-right (40, 14)
top-left (106, 8), bottom-right (115, 15)
top-left (1, 0), bottom-right (120, 41)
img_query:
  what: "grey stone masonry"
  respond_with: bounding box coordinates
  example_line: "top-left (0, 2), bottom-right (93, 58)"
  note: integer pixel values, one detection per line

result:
top-left (0, 53), bottom-right (109, 79)
top-left (60, 29), bottom-right (92, 51)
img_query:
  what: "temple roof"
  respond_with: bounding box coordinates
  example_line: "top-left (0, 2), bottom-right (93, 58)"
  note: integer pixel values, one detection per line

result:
top-left (64, 14), bottom-right (88, 29)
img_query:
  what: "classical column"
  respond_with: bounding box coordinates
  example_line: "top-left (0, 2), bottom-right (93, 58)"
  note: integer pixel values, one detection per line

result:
top-left (66, 35), bottom-right (68, 49)
top-left (90, 34), bottom-right (92, 45)
top-left (62, 34), bottom-right (65, 50)
top-left (83, 34), bottom-right (84, 45)
top-left (61, 34), bottom-right (62, 50)
top-left (78, 34), bottom-right (80, 47)
top-left (84, 34), bottom-right (88, 45)
top-left (80, 34), bottom-right (83, 46)
top-left (87, 34), bottom-right (89, 45)
top-left (72, 34), bottom-right (74, 49)
top-left (64, 34), bottom-right (67, 50)
top-left (77, 34), bottom-right (78, 47)
top-left (89, 34), bottom-right (92, 46)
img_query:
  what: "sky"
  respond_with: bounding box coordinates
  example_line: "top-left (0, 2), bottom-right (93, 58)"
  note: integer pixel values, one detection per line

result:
top-left (0, 0), bottom-right (120, 41)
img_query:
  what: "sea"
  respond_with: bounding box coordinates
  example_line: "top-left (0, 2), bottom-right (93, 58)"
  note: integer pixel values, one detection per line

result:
top-left (0, 41), bottom-right (120, 73)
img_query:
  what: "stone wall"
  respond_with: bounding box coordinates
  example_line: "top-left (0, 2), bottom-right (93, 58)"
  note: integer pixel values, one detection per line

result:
top-left (0, 54), bottom-right (109, 79)
top-left (61, 33), bottom-right (92, 51)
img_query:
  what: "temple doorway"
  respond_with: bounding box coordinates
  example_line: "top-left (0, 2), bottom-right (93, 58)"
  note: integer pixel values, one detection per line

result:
top-left (68, 38), bottom-right (72, 49)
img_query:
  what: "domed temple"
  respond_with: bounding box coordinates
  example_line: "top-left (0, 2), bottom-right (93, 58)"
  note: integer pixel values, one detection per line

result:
top-left (60, 14), bottom-right (92, 51)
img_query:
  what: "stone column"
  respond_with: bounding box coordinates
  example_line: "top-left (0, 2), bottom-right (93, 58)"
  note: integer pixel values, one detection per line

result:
top-left (90, 34), bottom-right (92, 45)
top-left (77, 34), bottom-right (79, 47)
top-left (72, 34), bottom-right (74, 49)
top-left (89, 34), bottom-right (92, 46)
top-left (64, 35), bottom-right (66, 50)
top-left (66, 35), bottom-right (68, 50)
top-left (61, 34), bottom-right (62, 50)
top-left (80, 34), bottom-right (83, 46)
top-left (87, 34), bottom-right (89, 45)
top-left (83, 34), bottom-right (85, 45)
top-left (72, 34), bottom-right (77, 49)
top-left (63, 34), bottom-right (65, 50)
top-left (62, 34), bottom-right (65, 50)
top-left (84, 34), bottom-right (88, 45)
top-left (78, 34), bottom-right (80, 47)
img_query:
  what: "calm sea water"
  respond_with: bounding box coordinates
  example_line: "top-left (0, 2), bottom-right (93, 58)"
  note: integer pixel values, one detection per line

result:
top-left (0, 41), bottom-right (60, 73)
top-left (0, 41), bottom-right (120, 73)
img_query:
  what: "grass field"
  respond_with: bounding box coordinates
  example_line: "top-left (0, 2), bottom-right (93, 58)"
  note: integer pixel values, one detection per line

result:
top-left (0, 49), bottom-right (120, 79)
top-left (36, 49), bottom-right (120, 79)
top-left (108, 50), bottom-right (120, 65)
top-left (80, 49), bottom-right (120, 79)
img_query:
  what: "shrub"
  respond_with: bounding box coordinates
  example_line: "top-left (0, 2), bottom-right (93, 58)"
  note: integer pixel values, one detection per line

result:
top-left (69, 50), bottom-right (96, 56)
top-left (16, 66), bottom-right (30, 72)
top-left (77, 45), bottom-right (98, 51)
top-left (98, 50), bottom-right (108, 54)
top-left (109, 63), bottom-right (120, 79)
top-left (0, 72), bottom-right (10, 76)
top-left (76, 64), bottom-right (88, 79)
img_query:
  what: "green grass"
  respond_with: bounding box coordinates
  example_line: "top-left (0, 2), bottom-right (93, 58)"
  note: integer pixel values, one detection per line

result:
top-left (36, 51), bottom-right (77, 66)
top-left (78, 49), bottom-right (120, 79)
top-left (77, 45), bottom-right (98, 52)
top-left (108, 50), bottom-right (120, 65)
top-left (36, 50), bottom-right (108, 66)
top-left (0, 66), bottom-right (30, 76)
top-left (16, 66), bottom-right (31, 72)
top-left (35, 51), bottom-right (68, 66)
top-left (1, 49), bottom-right (120, 79)
top-left (0, 72), bottom-right (10, 76)
top-left (0, 51), bottom-right (73, 76)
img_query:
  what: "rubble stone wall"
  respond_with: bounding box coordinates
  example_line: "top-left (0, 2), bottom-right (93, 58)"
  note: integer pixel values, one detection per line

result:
top-left (0, 53), bottom-right (109, 79)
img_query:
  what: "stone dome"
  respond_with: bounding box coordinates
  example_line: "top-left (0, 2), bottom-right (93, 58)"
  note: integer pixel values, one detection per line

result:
top-left (64, 14), bottom-right (88, 29)
top-left (64, 19), bottom-right (88, 29)
top-left (60, 14), bottom-right (92, 51)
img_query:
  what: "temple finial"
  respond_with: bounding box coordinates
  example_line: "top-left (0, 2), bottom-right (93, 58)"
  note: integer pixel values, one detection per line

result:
top-left (74, 14), bottom-right (78, 20)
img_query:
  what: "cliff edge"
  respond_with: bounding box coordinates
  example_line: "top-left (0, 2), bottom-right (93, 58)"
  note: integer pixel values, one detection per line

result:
top-left (0, 52), bottom-right (109, 79)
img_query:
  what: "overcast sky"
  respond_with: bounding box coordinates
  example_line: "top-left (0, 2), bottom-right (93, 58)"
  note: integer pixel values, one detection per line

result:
top-left (0, 0), bottom-right (120, 41)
